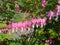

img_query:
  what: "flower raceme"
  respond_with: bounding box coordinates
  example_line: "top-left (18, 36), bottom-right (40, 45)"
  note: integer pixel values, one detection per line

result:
top-left (31, 17), bottom-right (47, 25)
top-left (2, 9), bottom-right (60, 33)
top-left (0, 17), bottom-right (47, 33)
top-left (8, 18), bottom-right (47, 30)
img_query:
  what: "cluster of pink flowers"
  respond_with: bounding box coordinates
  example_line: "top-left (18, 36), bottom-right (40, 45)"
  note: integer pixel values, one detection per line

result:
top-left (0, 17), bottom-right (47, 34)
top-left (6, 17), bottom-right (46, 33)
top-left (10, 17), bottom-right (47, 29)
top-left (0, 16), bottom-right (47, 34)
top-left (11, 21), bottom-right (31, 29)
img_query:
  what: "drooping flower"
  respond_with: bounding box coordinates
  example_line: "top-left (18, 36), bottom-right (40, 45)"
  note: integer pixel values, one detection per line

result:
top-left (53, 7), bottom-right (58, 16)
top-left (31, 19), bottom-right (37, 28)
top-left (48, 10), bottom-right (54, 20)
top-left (40, 17), bottom-right (47, 28)
top-left (14, 23), bottom-right (18, 28)
top-left (41, 0), bottom-right (46, 7)
top-left (24, 21), bottom-right (31, 32)
top-left (58, 0), bottom-right (60, 4)
top-left (56, 5), bottom-right (60, 13)
top-left (11, 23), bottom-right (18, 33)
top-left (22, 21), bottom-right (29, 28)
top-left (24, 21), bottom-right (31, 27)
top-left (8, 24), bottom-right (11, 30)
top-left (41, 17), bottom-right (47, 25)
top-left (7, 24), bottom-right (11, 34)
top-left (53, 5), bottom-right (60, 21)
top-left (45, 39), bottom-right (50, 44)
top-left (17, 22), bottom-right (22, 28)
top-left (12, 23), bottom-right (16, 30)
top-left (36, 18), bottom-right (41, 28)
top-left (31, 19), bottom-right (37, 25)
top-left (36, 18), bottom-right (41, 24)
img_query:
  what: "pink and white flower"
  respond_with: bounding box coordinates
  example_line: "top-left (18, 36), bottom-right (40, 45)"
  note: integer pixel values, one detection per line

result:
top-left (31, 19), bottom-right (37, 28)
top-left (41, 0), bottom-right (46, 7)
top-left (48, 10), bottom-right (54, 20)
top-left (8, 24), bottom-right (11, 30)
top-left (58, 0), bottom-right (60, 4)
top-left (17, 22), bottom-right (22, 28)
top-left (40, 17), bottom-right (47, 28)
top-left (56, 5), bottom-right (60, 13)
top-left (31, 19), bottom-right (37, 25)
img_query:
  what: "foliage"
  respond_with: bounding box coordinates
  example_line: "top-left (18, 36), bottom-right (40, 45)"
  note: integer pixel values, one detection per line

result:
top-left (0, 22), bottom-right (7, 28)
top-left (0, 0), bottom-right (57, 20)
top-left (17, 0), bottom-right (57, 12)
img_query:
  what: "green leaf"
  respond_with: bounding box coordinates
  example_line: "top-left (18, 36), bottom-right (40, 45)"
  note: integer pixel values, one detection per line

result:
top-left (18, 1), bottom-right (25, 7)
